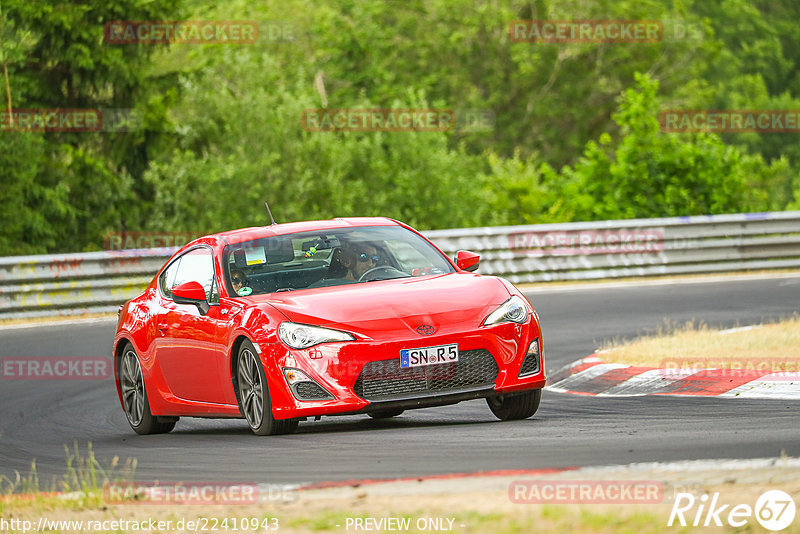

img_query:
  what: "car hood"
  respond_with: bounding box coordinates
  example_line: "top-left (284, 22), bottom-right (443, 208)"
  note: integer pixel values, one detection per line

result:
top-left (254, 273), bottom-right (511, 339)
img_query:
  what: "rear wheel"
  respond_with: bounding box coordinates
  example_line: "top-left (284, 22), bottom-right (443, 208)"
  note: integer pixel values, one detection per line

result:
top-left (119, 343), bottom-right (176, 435)
top-left (236, 340), bottom-right (298, 436)
top-left (367, 409), bottom-right (405, 419)
top-left (487, 389), bottom-right (541, 421)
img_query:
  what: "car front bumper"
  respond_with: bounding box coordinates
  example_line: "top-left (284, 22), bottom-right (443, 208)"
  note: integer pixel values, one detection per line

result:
top-left (260, 320), bottom-right (546, 420)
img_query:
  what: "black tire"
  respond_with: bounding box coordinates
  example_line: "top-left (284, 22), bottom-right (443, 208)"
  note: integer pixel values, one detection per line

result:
top-left (236, 340), bottom-right (298, 436)
top-left (367, 409), bottom-right (405, 419)
top-left (487, 389), bottom-right (542, 421)
top-left (119, 343), bottom-right (177, 435)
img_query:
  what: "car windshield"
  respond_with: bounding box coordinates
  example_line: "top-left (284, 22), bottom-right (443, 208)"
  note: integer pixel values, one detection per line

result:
top-left (222, 225), bottom-right (455, 296)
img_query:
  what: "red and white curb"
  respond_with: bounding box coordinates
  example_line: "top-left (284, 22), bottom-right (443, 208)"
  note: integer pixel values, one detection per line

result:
top-left (547, 355), bottom-right (800, 399)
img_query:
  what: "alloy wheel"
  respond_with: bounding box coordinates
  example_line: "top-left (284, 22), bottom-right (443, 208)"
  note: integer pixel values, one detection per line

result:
top-left (120, 349), bottom-right (145, 426)
top-left (238, 348), bottom-right (264, 429)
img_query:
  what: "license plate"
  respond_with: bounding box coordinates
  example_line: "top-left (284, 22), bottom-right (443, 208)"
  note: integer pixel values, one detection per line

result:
top-left (400, 343), bottom-right (459, 368)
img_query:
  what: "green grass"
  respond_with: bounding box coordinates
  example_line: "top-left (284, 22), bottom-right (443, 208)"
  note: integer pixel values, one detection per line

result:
top-left (4, 445), bottom-right (798, 534)
top-left (0, 442), bottom-right (137, 509)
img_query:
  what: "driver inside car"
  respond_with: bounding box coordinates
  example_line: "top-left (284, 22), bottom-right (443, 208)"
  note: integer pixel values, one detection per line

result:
top-left (230, 268), bottom-right (251, 296)
top-left (336, 241), bottom-right (381, 281)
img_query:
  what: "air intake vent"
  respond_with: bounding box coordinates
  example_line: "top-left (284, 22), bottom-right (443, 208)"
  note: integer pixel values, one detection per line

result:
top-left (354, 349), bottom-right (499, 401)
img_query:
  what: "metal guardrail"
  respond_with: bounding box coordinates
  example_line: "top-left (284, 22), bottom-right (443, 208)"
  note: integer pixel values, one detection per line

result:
top-left (0, 250), bottom-right (173, 319)
top-left (425, 211), bottom-right (800, 283)
top-left (1, 211), bottom-right (799, 319)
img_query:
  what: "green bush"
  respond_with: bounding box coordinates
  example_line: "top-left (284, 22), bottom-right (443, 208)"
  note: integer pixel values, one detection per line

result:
top-left (544, 73), bottom-right (789, 221)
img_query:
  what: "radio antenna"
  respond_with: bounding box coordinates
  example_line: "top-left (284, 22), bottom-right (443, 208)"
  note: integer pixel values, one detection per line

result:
top-left (264, 201), bottom-right (277, 225)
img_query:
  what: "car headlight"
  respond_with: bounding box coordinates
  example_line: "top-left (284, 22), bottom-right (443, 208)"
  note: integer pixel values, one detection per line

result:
top-left (278, 322), bottom-right (355, 349)
top-left (483, 295), bottom-right (530, 326)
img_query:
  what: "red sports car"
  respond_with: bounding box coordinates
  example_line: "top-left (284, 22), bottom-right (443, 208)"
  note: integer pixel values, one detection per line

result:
top-left (113, 218), bottom-right (546, 435)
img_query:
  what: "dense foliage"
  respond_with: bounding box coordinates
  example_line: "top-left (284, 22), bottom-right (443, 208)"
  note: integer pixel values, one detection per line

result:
top-left (1, 0), bottom-right (799, 254)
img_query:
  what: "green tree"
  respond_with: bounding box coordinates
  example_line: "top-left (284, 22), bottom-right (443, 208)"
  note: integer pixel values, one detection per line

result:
top-left (0, 0), bottom-right (182, 254)
top-left (141, 39), bottom-right (492, 232)
top-left (548, 73), bottom-right (787, 220)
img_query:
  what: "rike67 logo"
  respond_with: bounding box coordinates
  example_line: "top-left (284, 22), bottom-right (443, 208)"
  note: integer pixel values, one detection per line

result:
top-left (669, 490), bottom-right (796, 531)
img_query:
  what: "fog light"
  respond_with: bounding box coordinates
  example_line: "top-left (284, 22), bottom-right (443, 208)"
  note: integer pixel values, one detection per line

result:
top-left (283, 367), bottom-right (310, 385)
top-left (519, 338), bottom-right (541, 377)
top-left (281, 367), bottom-right (334, 401)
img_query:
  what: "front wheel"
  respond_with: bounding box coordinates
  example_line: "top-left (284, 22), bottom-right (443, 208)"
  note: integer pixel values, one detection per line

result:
top-left (236, 340), bottom-right (298, 436)
top-left (119, 343), bottom-right (176, 435)
top-left (487, 389), bottom-right (541, 421)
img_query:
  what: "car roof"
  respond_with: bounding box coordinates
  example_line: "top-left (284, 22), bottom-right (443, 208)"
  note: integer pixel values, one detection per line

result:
top-left (215, 217), bottom-right (400, 246)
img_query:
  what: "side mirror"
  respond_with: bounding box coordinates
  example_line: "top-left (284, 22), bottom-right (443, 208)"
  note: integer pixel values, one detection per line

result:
top-left (171, 281), bottom-right (210, 315)
top-left (455, 250), bottom-right (480, 272)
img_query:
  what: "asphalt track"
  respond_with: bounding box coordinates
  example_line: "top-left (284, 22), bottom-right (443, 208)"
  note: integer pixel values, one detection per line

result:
top-left (1, 275), bottom-right (799, 485)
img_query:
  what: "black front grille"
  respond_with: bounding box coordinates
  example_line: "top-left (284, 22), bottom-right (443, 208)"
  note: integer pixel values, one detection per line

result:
top-left (294, 381), bottom-right (333, 400)
top-left (353, 349), bottom-right (499, 401)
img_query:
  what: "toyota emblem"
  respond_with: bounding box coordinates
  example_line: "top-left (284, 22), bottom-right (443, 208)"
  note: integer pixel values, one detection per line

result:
top-left (416, 324), bottom-right (436, 335)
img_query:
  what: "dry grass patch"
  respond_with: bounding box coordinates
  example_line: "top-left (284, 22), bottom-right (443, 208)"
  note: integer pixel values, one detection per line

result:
top-left (599, 316), bottom-right (800, 369)
top-left (3, 458), bottom-right (800, 533)
top-left (2, 477), bottom-right (800, 533)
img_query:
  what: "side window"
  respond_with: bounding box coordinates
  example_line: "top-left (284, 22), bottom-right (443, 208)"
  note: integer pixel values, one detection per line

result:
top-left (165, 248), bottom-right (216, 301)
top-left (159, 258), bottom-right (181, 298)
top-left (209, 276), bottom-right (219, 304)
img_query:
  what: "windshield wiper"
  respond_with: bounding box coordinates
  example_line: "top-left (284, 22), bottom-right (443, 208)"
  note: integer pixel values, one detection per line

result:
top-left (275, 287), bottom-right (295, 292)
